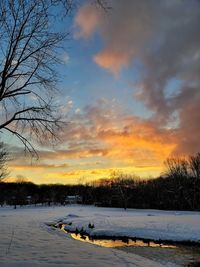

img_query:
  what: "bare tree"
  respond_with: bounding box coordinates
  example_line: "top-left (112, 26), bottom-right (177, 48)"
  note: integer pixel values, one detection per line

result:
top-left (94, 0), bottom-right (111, 11)
top-left (110, 171), bottom-right (137, 210)
top-left (189, 153), bottom-right (200, 179)
top-left (0, 0), bottom-right (109, 157)
top-left (164, 157), bottom-right (189, 178)
top-left (0, 0), bottom-right (76, 156)
top-left (0, 142), bottom-right (8, 181)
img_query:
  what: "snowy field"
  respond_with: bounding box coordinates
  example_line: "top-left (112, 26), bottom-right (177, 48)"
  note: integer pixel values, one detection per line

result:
top-left (0, 205), bottom-right (200, 267)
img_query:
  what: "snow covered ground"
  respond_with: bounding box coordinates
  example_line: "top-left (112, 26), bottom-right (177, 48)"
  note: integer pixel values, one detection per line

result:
top-left (62, 206), bottom-right (200, 243)
top-left (0, 205), bottom-right (199, 267)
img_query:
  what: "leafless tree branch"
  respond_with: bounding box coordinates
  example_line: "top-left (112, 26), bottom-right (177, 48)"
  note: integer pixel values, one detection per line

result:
top-left (0, 142), bottom-right (9, 181)
top-left (0, 0), bottom-right (72, 156)
top-left (0, 0), bottom-right (109, 161)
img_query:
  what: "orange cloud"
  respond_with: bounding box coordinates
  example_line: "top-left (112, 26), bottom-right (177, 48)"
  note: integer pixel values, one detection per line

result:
top-left (74, 4), bottom-right (100, 38)
top-left (36, 148), bottom-right (109, 160)
top-left (7, 100), bottom-right (180, 184)
top-left (9, 163), bottom-right (69, 170)
top-left (94, 50), bottom-right (130, 76)
top-left (75, 1), bottom-right (154, 74)
top-left (45, 168), bottom-right (115, 184)
top-left (96, 116), bottom-right (176, 166)
top-left (74, 1), bottom-right (200, 159)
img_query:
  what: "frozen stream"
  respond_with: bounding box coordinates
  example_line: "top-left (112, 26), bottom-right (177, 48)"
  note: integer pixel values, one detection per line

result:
top-left (52, 222), bottom-right (200, 267)
top-left (118, 244), bottom-right (200, 267)
top-left (71, 232), bottom-right (200, 266)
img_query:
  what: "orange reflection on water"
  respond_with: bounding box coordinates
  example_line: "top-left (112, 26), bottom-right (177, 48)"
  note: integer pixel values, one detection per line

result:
top-left (70, 233), bottom-right (176, 249)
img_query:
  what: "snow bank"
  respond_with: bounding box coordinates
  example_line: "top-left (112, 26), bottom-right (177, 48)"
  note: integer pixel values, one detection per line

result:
top-left (62, 207), bottom-right (200, 243)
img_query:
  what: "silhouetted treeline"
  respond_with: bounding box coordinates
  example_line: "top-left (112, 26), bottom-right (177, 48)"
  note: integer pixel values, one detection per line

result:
top-left (89, 175), bottom-right (200, 211)
top-left (0, 154), bottom-right (200, 211)
top-left (0, 182), bottom-right (91, 208)
top-left (0, 177), bottom-right (199, 210)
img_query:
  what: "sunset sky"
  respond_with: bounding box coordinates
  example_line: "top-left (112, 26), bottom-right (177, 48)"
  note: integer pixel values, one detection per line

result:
top-left (4, 0), bottom-right (200, 184)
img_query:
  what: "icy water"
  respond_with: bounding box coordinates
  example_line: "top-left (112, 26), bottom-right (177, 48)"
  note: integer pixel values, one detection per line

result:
top-left (70, 233), bottom-right (176, 248)
top-left (70, 233), bottom-right (200, 267)
top-left (117, 245), bottom-right (200, 267)
top-left (49, 223), bottom-right (200, 267)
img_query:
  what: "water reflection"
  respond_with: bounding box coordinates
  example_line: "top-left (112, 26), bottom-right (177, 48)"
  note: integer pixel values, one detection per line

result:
top-left (49, 222), bottom-right (200, 267)
top-left (70, 233), bottom-right (177, 249)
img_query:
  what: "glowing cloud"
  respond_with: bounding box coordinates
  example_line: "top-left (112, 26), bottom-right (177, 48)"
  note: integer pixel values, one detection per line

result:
top-left (75, 0), bottom-right (200, 155)
top-left (74, 4), bottom-right (100, 38)
top-left (94, 50), bottom-right (130, 76)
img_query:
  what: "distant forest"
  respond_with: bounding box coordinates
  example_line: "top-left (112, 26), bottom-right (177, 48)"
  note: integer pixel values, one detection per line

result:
top-left (0, 153), bottom-right (200, 211)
